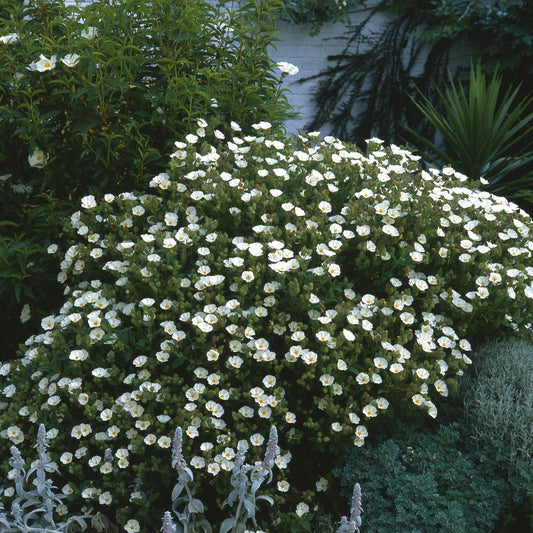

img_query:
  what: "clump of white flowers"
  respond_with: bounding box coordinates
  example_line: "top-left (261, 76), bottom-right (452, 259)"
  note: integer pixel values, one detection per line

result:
top-left (0, 119), bottom-right (531, 529)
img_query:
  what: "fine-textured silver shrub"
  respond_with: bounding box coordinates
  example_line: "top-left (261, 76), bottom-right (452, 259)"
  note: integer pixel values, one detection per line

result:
top-left (463, 337), bottom-right (533, 464)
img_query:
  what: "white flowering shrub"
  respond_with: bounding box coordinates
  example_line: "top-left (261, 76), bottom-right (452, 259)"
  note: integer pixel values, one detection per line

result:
top-left (0, 120), bottom-right (532, 529)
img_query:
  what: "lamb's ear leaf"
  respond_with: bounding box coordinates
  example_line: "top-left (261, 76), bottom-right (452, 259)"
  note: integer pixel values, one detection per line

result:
top-left (220, 517), bottom-right (235, 533)
top-left (256, 494), bottom-right (274, 506)
top-left (171, 482), bottom-right (185, 501)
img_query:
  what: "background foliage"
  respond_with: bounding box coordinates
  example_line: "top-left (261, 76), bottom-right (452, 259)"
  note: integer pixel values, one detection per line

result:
top-left (334, 415), bottom-right (531, 532)
top-left (404, 62), bottom-right (533, 206)
top-left (279, 0), bottom-right (362, 34)
top-left (0, 0), bottom-right (292, 360)
top-left (334, 336), bottom-right (533, 533)
top-left (306, 0), bottom-right (533, 149)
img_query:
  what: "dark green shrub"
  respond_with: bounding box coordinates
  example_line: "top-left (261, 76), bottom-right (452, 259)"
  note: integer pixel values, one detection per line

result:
top-left (0, 121), bottom-right (531, 529)
top-left (0, 0), bottom-right (292, 359)
top-left (280, 0), bottom-right (362, 34)
top-left (307, 1), bottom-right (533, 154)
top-left (334, 419), bottom-right (530, 533)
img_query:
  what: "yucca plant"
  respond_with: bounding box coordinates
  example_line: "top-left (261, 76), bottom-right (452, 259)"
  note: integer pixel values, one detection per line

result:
top-left (405, 62), bottom-right (533, 203)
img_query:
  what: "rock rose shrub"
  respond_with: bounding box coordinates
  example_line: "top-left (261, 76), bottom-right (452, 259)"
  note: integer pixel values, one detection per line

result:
top-left (0, 120), bottom-right (532, 529)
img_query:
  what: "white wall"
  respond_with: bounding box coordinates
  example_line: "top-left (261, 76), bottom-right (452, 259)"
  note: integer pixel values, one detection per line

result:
top-left (269, 7), bottom-right (393, 135)
top-left (269, 19), bottom-right (354, 135)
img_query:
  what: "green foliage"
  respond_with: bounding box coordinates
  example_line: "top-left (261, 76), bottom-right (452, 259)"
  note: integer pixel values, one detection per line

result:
top-left (405, 62), bottom-right (533, 204)
top-left (0, 0), bottom-right (23, 23)
top-left (0, 0), bottom-right (292, 360)
top-left (0, 121), bottom-right (531, 529)
top-left (463, 337), bottom-right (533, 466)
top-left (334, 417), bottom-right (531, 533)
top-left (307, 0), bottom-right (533, 165)
top-left (408, 0), bottom-right (533, 80)
top-left (279, 0), bottom-right (362, 34)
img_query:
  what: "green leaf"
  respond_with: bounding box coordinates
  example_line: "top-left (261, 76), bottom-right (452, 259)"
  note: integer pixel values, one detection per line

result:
top-left (405, 61), bottom-right (533, 200)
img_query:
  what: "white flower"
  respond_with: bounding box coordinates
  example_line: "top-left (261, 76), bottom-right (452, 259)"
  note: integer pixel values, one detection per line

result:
top-left (328, 263), bottom-right (341, 277)
top-left (20, 303), bottom-right (31, 324)
top-left (81, 26), bottom-right (97, 39)
top-left (207, 462), bottom-right (220, 475)
top-left (459, 339), bottom-right (471, 351)
top-left (99, 491), bottom-right (113, 505)
top-left (382, 224), bottom-right (399, 236)
top-left (355, 425), bottom-right (368, 438)
top-left (252, 121), bottom-right (272, 130)
top-left (356, 373), bottom-right (369, 385)
top-left (69, 349), bottom-right (89, 361)
top-left (81, 195), bottom-right (97, 209)
top-left (295, 502), bottom-right (309, 517)
top-left (434, 380), bottom-right (448, 396)
top-left (416, 368), bottom-right (430, 380)
top-left (318, 201), bottom-right (332, 213)
top-left (133, 355), bottom-right (147, 367)
top-left (319, 374), bottom-right (335, 386)
top-left (241, 270), bottom-right (255, 282)
top-left (124, 519), bottom-right (140, 532)
top-left (60, 452), bottom-right (73, 464)
top-left (262, 375), bottom-right (276, 388)
top-left (28, 54), bottom-right (57, 72)
top-left (427, 401), bottom-right (438, 418)
top-left (412, 394), bottom-right (425, 406)
top-left (362, 404), bottom-right (378, 417)
top-left (278, 480), bottom-right (290, 492)
top-left (376, 397), bottom-right (389, 409)
top-left (0, 33), bottom-right (18, 44)
top-left (28, 147), bottom-right (48, 168)
top-left (373, 357), bottom-right (388, 369)
top-left (316, 477), bottom-right (328, 492)
top-left (276, 61), bottom-right (299, 75)
top-left (61, 54), bottom-right (80, 67)
top-left (157, 435), bottom-right (171, 448)
top-left (400, 312), bottom-right (415, 325)
top-left (250, 433), bottom-right (265, 446)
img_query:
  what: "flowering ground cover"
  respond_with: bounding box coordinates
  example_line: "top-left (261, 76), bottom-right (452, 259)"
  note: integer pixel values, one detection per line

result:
top-left (0, 119), bottom-right (532, 530)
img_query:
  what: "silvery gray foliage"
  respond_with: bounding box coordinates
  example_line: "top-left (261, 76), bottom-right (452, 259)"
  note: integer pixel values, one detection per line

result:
top-left (0, 424), bottom-right (101, 532)
top-left (463, 337), bottom-right (533, 464)
top-left (219, 426), bottom-right (277, 533)
top-left (168, 427), bottom-right (212, 533)
top-left (161, 511), bottom-right (177, 533)
top-left (163, 427), bottom-right (278, 533)
top-left (336, 482), bottom-right (363, 533)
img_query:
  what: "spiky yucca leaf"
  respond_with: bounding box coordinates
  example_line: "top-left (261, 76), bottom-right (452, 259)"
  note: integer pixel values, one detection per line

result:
top-left (405, 62), bottom-right (533, 200)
